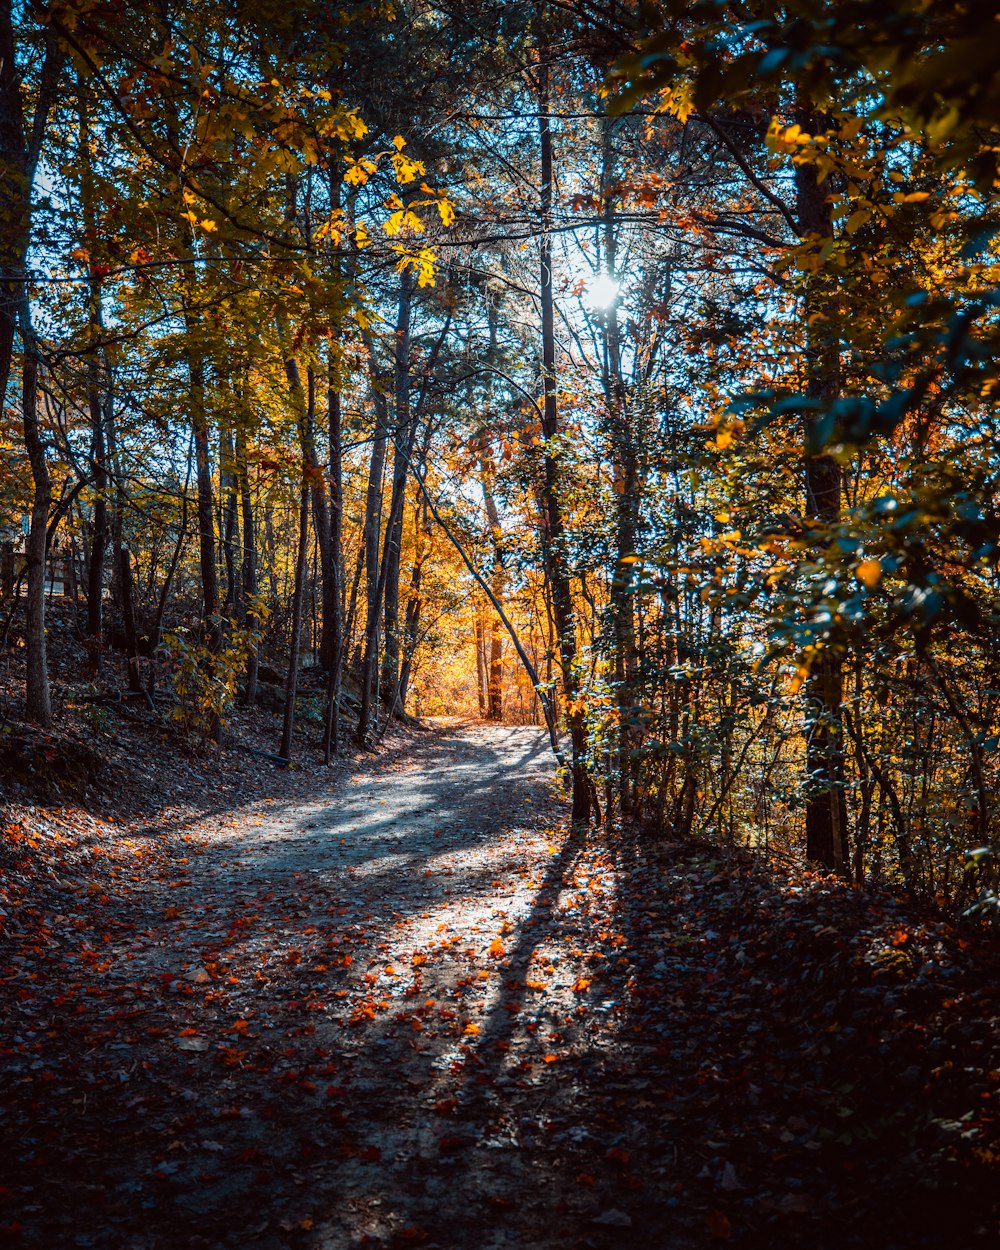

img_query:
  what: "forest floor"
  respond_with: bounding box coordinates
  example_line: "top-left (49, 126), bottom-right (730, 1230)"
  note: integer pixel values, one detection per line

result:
top-left (1, 720), bottom-right (999, 1250)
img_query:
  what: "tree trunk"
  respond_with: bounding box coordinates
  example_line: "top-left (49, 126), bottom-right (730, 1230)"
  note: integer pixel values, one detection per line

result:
top-left (0, 0), bottom-right (22, 407)
top-left (380, 271), bottom-right (414, 716)
top-left (481, 455), bottom-right (505, 722)
top-left (356, 389), bottom-right (388, 745)
top-left (599, 122), bottom-right (641, 822)
top-left (398, 497), bottom-right (429, 711)
top-left (21, 328), bottom-right (51, 726)
top-left (279, 324), bottom-right (336, 671)
top-left (323, 374), bottom-right (345, 761)
top-left (220, 426), bottom-right (239, 612)
top-left (189, 346), bottom-right (219, 642)
top-left (537, 50), bottom-right (590, 828)
top-left (79, 83), bottom-right (109, 669)
top-left (796, 113), bottom-right (850, 875)
top-left (104, 387), bottom-right (142, 692)
top-left (236, 425), bottom-right (259, 708)
top-left (475, 613), bottom-right (488, 716)
top-left (84, 316), bottom-right (109, 667)
top-left (4, 7), bottom-right (62, 725)
top-left (279, 480), bottom-right (310, 761)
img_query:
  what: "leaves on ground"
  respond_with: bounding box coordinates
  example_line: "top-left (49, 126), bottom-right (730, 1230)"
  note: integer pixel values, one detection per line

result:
top-left (1, 725), bottom-right (998, 1249)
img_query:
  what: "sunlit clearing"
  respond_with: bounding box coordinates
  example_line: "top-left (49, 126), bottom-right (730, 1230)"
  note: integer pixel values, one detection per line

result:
top-left (584, 271), bottom-right (620, 309)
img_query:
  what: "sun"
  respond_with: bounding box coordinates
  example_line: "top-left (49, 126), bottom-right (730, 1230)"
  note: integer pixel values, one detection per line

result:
top-left (584, 271), bottom-right (621, 310)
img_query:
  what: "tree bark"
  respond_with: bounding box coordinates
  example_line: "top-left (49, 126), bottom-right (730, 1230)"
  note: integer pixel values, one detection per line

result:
top-left (380, 271), bottom-right (415, 716)
top-left (475, 613), bottom-right (488, 716)
top-left (20, 325), bottom-right (51, 726)
top-left (796, 113), bottom-right (850, 875)
top-left (322, 373), bottom-right (345, 761)
top-left (279, 480), bottom-right (310, 761)
top-left (356, 385), bottom-right (388, 745)
top-left (220, 426), bottom-right (239, 612)
top-left (481, 455), bottom-right (505, 721)
top-left (537, 48), bottom-right (590, 827)
top-left (3, 8), bottom-right (62, 724)
top-left (235, 425), bottom-right (259, 708)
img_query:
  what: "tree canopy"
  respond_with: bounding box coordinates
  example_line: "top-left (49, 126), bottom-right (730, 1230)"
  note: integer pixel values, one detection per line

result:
top-left (2, 0), bottom-right (999, 911)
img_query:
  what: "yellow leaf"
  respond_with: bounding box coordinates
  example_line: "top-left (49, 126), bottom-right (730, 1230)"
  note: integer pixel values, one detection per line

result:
top-left (392, 134), bottom-right (406, 151)
top-left (200, 219), bottom-right (218, 232)
top-left (488, 938), bottom-right (505, 958)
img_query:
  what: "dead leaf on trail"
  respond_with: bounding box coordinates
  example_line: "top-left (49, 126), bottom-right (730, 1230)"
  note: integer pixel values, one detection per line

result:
top-left (487, 938), bottom-right (505, 957)
top-left (592, 1209), bottom-right (632, 1228)
top-left (766, 1193), bottom-right (813, 1215)
top-left (176, 1036), bottom-right (210, 1052)
top-left (706, 1210), bottom-right (732, 1240)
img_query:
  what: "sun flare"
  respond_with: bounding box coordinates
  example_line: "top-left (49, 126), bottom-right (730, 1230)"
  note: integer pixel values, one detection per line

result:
top-left (584, 271), bottom-right (621, 309)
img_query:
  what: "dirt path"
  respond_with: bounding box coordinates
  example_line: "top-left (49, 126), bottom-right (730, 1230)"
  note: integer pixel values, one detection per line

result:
top-left (3, 723), bottom-right (634, 1250)
top-left (3, 723), bottom-right (997, 1250)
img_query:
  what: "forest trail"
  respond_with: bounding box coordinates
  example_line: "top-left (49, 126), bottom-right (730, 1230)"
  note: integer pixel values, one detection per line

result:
top-left (2, 723), bottom-right (998, 1250)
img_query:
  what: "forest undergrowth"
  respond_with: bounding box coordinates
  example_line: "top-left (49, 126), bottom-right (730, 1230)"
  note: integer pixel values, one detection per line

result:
top-left (1, 719), bottom-right (997, 1250)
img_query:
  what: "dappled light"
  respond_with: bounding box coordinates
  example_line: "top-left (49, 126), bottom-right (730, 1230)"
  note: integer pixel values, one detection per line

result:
top-left (3, 1), bottom-right (1000, 1247)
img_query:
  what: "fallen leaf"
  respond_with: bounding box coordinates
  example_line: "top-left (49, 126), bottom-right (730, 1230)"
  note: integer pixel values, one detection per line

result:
top-left (706, 1210), bottom-right (732, 1240)
top-left (592, 1209), bottom-right (632, 1228)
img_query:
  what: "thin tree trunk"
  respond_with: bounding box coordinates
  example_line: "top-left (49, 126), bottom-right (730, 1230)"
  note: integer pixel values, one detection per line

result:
top-left (220, 426), bottom-right (239, 612)
top-left (356, 386), bottom-right (388, 745)
top-left (475, 613), bottom-right (488, 717)
top-left (0, 0), bottom-right (21, 407)
top-left (148, 435), bottom-right (194, 694)
top-left (537, 48), bottom-right (589, 826)
top-left (236, 425), bottom-right (259, 708)
top-left (380, 271), bottom-right (414, 716)
top-left (4, 7), bottom-right (62, 725)
top-left (104, 387), bottom-right (141, 692)
top-left (79, 84), bottom-right (110, 669)
top-left (323, 375), bottom-right (345, 761)
top-left (599, 120), bottom-right (641, 821)
top-left (796, 115), bottom-right (850, 875)
top-left (188, 343), bottom-right (219, 642)
top-left (398, 500), bottom-right (429, 711)
top-left (481, 454), bottom-right (505, 722)
top-left (20, 323), bottom-right (51, 726)
top-left (279, 481), bottom-right (310, 761)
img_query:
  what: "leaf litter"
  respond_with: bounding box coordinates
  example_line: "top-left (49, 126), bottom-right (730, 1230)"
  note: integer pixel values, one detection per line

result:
top-left (1, 723), bottom-right (998, 1249)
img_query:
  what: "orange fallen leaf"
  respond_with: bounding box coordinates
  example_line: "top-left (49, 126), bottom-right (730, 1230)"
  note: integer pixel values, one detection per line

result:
top-left (706, 1210), bottom-right (732, 1240)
